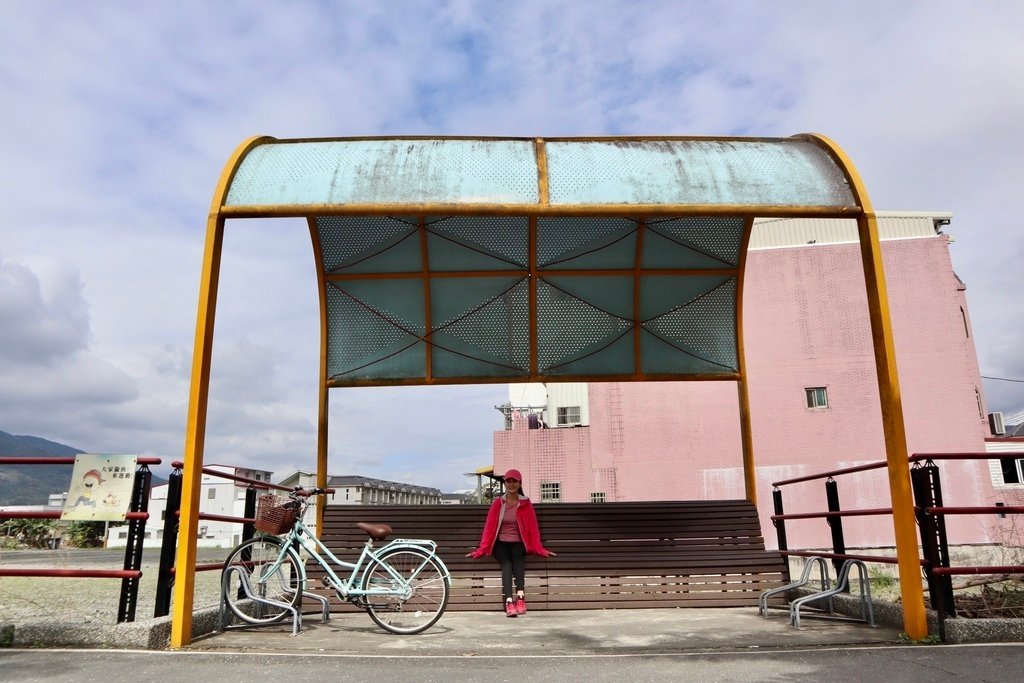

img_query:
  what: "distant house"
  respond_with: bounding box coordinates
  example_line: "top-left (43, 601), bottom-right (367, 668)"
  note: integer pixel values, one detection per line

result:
top-left (275, 470), bottom-right (442, 505)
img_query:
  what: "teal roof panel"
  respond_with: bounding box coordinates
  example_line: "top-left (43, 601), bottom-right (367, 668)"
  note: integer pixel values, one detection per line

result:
top-left (545, 139), bottom-right (854, 207)
top-left (226, 139), bottom-right (540, 206)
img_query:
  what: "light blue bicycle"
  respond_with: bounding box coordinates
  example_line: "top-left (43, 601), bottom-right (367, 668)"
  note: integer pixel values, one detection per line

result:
top-left (221, 487), bottom-right (450, 635)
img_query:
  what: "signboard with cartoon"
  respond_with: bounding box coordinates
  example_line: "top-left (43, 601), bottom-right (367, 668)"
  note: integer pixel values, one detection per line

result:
top-left (61, 454), bottom-right (138, 521)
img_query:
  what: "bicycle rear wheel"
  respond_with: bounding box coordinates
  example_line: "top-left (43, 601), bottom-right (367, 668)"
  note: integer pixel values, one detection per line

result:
top-left (221, 536), bottom-right (304, 625)
top-left (362, 547), bottom-right (450, 634)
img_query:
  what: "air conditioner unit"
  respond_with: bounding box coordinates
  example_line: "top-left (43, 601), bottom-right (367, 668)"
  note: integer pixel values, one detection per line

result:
top-left (989, 412), bottom-right (1006, 436)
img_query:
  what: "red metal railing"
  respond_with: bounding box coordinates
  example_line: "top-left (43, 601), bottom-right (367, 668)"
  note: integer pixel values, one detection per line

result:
top-left (165, 459), bottom-right (291, 571)
top-left (770, 450), bottom-right (1024, 640)
top-left (0, 456), bottom-right (161, 622)
top-left (153, 461), bottom-right (300, 616)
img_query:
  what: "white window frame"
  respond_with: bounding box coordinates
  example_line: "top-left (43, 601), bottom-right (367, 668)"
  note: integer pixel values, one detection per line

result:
top-left (540, 482), bottom-right (561, 502)
top-left (1000, 457), bottom-right (1024, 485)
top-left (590, 492), bottom-right (606, 503)
top-left (557, 406), bottom-right (581, 426)
top-left (805, 387), bottom-right (828, 409)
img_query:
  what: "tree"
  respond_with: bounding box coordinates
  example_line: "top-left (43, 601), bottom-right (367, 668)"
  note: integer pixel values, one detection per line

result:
top-left (64, 521), bottom-right (106, 548)
top-left (0, 518), bottom-right (56, 548)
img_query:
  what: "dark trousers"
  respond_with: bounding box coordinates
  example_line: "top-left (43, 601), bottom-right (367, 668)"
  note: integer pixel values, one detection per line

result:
top-left (492, 540), bottom-right (526, 601)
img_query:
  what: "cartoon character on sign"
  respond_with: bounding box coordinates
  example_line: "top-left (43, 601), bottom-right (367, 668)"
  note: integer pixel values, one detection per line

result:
top-left (69, 469), bottom-right (105, 508)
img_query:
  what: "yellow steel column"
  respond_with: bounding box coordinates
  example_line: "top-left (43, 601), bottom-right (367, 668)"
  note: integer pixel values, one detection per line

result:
top-left (735, 217), bottom-right (757, 504)
top-left (806, 134), bottom-right (927, 639)
top-left (171, 136), bottom-right (269, 648)
top-left (170, 214), bottom-right (224, 648)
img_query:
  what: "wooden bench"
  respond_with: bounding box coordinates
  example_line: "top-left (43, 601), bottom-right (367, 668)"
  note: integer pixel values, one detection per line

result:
top-left (312, 499), bottom-right (789, 611)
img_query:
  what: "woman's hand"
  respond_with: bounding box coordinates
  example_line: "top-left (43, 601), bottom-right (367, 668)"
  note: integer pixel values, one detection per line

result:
top-left (465, 550), bottom-right (477, 558)
top-left (544, 550), bottom-right (557, 557)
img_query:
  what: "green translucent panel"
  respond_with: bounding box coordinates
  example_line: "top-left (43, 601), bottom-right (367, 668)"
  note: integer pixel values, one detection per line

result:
top-left (537, 218), bottom-right (638, 270)
top-left (546, 139), bottom-right (854, 206)
top-left (426, 215), bottom-right (529, 272)
top-left (536, 277), bottom-right (634, 374)
top-left (227, 139), bottom-right (540, 206)
top-left (429, 277), bottom-right (530, 377)
top-left (640, 275), bottom-right (737, 374)
top-left (543, 332), bottom-right (634, 377)
top-left (642, 217), bottom-right (744, 268)
top-left (541, 275), bottom-right (634, 320)
top-left (325, 280), bottom-right (425, 380)
top-left (316, 216), bottom-right (421, 274)
top-left (641, 333), bottom-right (733, 375)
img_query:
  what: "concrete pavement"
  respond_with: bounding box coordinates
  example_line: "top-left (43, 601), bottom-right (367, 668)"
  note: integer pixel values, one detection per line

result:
top-left (186, 606), bottom-right (904, 656)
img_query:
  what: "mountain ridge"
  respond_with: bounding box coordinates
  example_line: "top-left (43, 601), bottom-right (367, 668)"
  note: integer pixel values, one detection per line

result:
top-left (0, 430), bottom-right (166, 506)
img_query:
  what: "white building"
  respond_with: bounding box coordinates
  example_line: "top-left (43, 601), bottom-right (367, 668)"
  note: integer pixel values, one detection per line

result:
top-left (104, 464), bottom-right (274, 549)
top-left (275, 470), bottom-right (442, 506)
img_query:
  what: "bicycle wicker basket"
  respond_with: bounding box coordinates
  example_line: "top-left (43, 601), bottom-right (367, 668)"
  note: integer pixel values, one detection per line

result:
top-left (254, 494), bottom-right (299, 534)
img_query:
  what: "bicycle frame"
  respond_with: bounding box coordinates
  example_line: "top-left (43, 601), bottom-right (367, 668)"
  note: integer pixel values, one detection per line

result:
top-left (257, 509), bottom-right (448, 601)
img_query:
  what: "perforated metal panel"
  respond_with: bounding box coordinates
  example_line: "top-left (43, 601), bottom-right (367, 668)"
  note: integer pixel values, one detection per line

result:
top-left (538, 217), bottom-right (638, 270)
top-left (429, 276), bottom-right (530, 377)
top-left (427, 215), bottom-right (529, 271)
top-left (325, 280), bottom-right (425, 380)
top-left (317, 213), bottom-right (744, 383)
top-left (545, 139), bottom-right (854, 207)
top-left (536, 277), bottom-right (634, 375)
top-left (641, 276), bottom-right (738, 374)
top-left (317, 216), bottom-right (420, 273)
top-left (226, 139), bottom-right (540, 206)
top-left (234, 136), bottom-right (861, 385)
top-left (643, 216), bottom-right (743, 268)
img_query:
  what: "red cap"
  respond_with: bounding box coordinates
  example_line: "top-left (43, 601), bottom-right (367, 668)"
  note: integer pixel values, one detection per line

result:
top-left (503, 469), bottom-right (523, 482)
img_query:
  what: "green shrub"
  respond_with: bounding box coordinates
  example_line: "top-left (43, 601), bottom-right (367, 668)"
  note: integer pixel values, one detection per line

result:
top-left (64, 521), bottom-right (106, 548)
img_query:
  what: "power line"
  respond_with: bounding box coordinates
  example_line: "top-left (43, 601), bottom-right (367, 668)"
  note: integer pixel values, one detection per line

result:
top-left (981, 375), bottom-right (1024, 383)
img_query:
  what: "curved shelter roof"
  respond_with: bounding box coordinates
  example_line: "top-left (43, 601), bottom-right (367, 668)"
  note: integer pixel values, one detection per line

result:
top-left (173, 134), bottom-right (930, 646)
top-left (220, 135), bottom-right (858, 386)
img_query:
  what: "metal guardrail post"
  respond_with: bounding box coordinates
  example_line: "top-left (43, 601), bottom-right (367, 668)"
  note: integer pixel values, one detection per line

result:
top-left (911, 463), bottom-right (956, 640)
top-left (825, 478), bottom-right (847, 584)
top-left (242, 486), bottom-right (256, 544)
top-left (154, 465), bottom-right (183, 617)
top-left (236, 486), bottom-right (257, 600)
top-left (118, 464), bottom-right (152, 623)
top-left (772, 487), bottom-right (788, 552)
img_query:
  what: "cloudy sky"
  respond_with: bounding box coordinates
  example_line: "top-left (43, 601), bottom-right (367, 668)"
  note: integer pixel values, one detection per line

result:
top-left (1, 1), bottom-right (1022, 492)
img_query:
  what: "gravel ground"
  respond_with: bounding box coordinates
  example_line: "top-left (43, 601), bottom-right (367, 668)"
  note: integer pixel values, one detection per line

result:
top-left (0, 548), bottom-right (226, 625)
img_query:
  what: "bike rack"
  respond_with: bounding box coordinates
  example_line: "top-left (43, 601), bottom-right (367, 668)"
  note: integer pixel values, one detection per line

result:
top-left (790, 559), bottom-right (875, 628)
top-left (758, 556), bottom-right (833, 618)
top-left (218, 566), bottom-right (331, 636)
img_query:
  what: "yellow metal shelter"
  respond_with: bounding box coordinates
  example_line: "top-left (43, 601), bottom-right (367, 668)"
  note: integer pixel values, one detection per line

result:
top-left (172, 134), bottom-right (926, 645)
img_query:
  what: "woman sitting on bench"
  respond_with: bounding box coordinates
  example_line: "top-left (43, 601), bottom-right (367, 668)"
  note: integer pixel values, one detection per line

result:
top-left (466, 468), bottom-right (556, 617)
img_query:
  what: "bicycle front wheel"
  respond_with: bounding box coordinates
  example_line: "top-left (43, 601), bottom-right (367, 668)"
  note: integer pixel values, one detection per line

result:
top-left (221, 536), bottom-right (304, 625)
top-left (362, 547), bottom-right (450, 634)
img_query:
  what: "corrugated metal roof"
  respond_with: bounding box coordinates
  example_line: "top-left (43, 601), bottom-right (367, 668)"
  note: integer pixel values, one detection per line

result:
top-left (748, 212), bottom-right (951, 250)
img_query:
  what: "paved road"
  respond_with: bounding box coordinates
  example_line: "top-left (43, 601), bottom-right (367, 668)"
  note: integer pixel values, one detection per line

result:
top-left (3, 644), bottom-right (1024, 682)
top-left (0, 548), bottom-right (226, 566)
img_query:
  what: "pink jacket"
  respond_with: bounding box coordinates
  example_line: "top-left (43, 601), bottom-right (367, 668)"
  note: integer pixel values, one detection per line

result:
top-left (469, 495), bottom-right (553, 558)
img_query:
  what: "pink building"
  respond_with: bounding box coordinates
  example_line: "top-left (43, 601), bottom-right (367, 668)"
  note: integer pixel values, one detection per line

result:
top-left (493, 213), bottom-right (1010, 550)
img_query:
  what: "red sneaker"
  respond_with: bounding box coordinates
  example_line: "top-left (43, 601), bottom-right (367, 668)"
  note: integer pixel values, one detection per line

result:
top-left (515, 596), bottom-right (527, 615)
top-left (505, 600), bottom-right (517, 618)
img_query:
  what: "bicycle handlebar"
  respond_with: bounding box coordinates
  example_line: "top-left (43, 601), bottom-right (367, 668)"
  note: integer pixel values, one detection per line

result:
top-left (291, 486), bottom-right (336, 498)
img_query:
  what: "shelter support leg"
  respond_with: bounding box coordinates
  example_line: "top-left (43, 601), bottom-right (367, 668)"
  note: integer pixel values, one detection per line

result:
top-left (856, 213), bottom-right (927, 640)
top-left (808, 134), bottom-right (928, 640)
top-left (737, 380), bottom-right (757, 505)
top-left (171, 216), bottom-right (226, 648)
